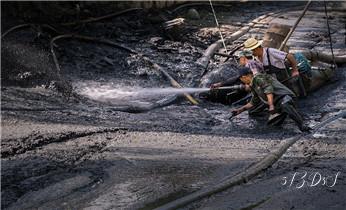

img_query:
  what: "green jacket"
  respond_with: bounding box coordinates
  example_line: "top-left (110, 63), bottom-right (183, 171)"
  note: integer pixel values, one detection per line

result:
top-left (250, 73), bottom-right (296, 106)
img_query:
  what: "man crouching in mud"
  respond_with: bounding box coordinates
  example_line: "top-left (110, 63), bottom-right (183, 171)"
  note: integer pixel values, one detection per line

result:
top-left (231, 66), bottom-right (311, 132)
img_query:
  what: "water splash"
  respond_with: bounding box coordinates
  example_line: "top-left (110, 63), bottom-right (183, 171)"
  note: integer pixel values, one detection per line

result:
top-left (78, 85), bottom-right (210, 103)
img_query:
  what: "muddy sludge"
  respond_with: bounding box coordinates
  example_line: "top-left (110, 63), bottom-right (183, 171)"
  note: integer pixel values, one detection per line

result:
top-left (2, 1), bottom-right (346, 209)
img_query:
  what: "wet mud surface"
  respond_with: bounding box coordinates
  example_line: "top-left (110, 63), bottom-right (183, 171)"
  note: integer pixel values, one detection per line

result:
top-left (1, 2), bottom-right (346, 210)
top-left (184, 118), bottom-right (346, 210)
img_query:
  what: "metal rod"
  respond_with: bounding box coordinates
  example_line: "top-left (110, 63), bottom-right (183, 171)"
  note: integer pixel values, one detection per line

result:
top-left (215, 85), bottom-right (244, 91)
top-left (214, 52), bottom-right (234, 58)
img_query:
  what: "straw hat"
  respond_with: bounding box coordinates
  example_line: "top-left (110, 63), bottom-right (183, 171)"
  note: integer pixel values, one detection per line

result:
top-left (243, 38), bottom-right (263, 50)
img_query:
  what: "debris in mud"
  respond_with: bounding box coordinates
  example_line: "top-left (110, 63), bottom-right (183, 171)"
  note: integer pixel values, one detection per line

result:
top-left (1, 42), bottom-right (71, 93)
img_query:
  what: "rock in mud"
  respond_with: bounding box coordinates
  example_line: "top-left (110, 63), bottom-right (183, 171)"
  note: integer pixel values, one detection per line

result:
top-left (200, 61), bottom-right (240, 88)
top-left (186, 8), bottom-right (200, 20)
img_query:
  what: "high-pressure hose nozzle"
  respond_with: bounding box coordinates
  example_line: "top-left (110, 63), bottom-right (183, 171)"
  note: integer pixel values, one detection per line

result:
top-left (212, 84), bottom-right (246, 91)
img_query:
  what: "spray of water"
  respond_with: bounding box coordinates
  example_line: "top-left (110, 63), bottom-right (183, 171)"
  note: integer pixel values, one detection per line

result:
top-left (79, 85), bottom-right (210, 102)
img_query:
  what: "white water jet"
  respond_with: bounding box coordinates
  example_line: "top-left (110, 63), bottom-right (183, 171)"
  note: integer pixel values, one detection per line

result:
top-left (79, 85), bottom-right (211, 102)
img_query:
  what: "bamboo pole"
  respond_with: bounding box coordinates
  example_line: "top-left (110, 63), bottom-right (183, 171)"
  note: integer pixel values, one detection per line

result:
top-left (279, 1), bottom-right (312, 51)
top-left (145, 59), bottom-right (199, 105)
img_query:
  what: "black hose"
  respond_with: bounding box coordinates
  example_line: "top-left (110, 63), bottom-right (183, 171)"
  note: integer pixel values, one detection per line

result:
top-left (154, 111), bottom-right (346, 210)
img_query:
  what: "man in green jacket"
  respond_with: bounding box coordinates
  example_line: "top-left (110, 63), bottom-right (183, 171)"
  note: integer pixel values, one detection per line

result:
top-left (232, 67), bottom-right (311, 132)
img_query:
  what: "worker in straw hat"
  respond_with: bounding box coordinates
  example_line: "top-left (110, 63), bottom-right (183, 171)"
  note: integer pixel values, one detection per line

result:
top-left (243, 37), bottom-right (300, 83)
top-left (210, 50), bottom-right (262, 89)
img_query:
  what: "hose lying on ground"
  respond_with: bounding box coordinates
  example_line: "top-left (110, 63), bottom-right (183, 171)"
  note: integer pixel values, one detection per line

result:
top-left (154, 110), bottom-right (346, 210)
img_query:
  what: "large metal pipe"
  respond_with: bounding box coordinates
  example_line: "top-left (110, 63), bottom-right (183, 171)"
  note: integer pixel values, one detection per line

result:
top-left (308, 66), bottom-right (335, 92)
top-left (291, 50), bottom-right (346, 65)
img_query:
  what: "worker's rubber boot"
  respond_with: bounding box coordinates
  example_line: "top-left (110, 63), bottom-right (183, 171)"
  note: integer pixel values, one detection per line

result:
top-left (267, 113), bottom-right (287, 126)
top-left (280, 96), bottom-right (311, 132)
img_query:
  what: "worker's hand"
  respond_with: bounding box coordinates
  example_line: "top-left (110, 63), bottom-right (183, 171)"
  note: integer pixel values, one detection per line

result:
top-left (269, 105), bottom-right (275, 114)
top-left (231, 108), bottom-right (243, 116)
top-left (244, 84), bottom-right (251, 92)
top-left (239, 56), bottom-right (247, 66)
top-left (291, 69), bottom-right (300, 77)
top-left (210, 82), bottom-right (222, 89)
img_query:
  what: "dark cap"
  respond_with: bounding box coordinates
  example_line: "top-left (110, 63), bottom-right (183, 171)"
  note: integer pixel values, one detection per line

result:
top-left (238, 50), bottom-right (253, 58)
top-left (238, 67), bottom-right (251, 77)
